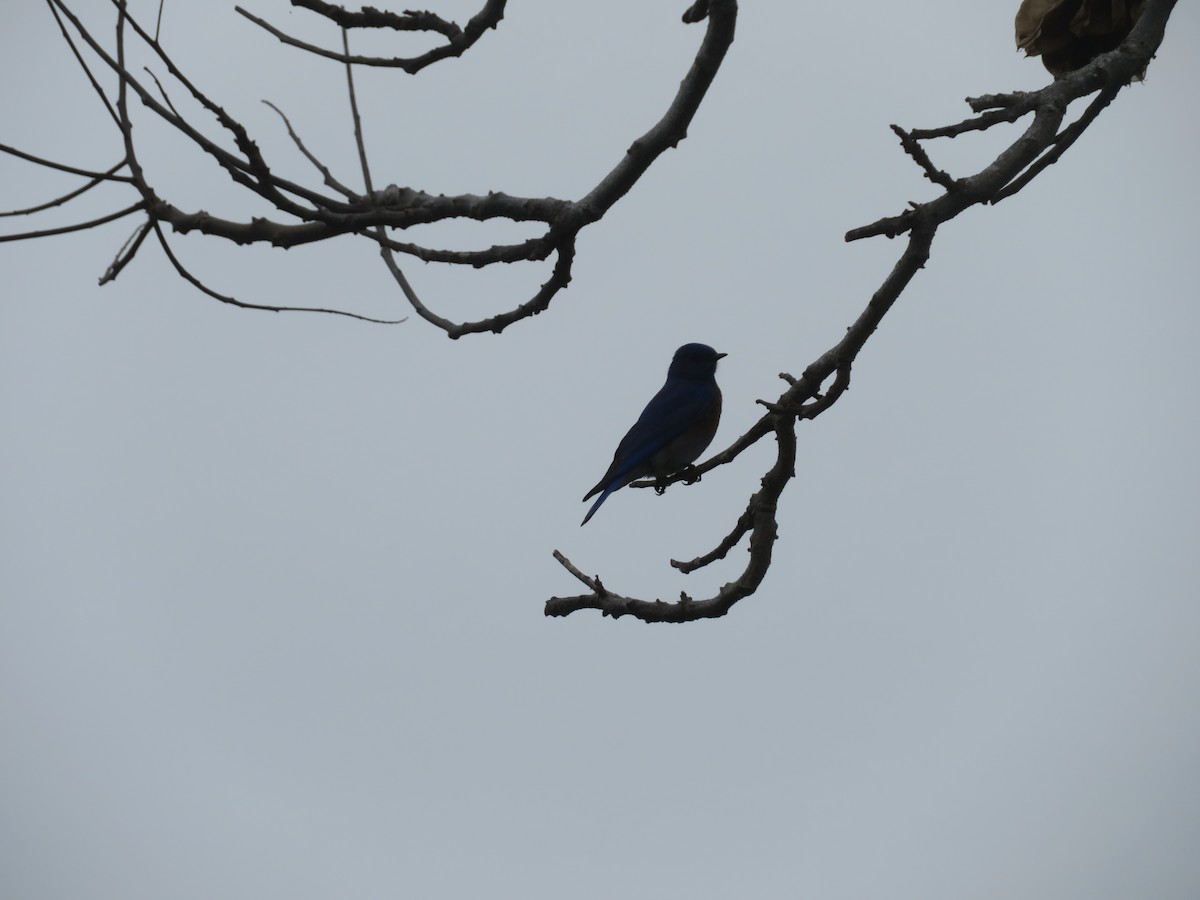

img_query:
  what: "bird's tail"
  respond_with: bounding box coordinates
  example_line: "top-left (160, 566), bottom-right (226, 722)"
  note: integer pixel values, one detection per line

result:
top-left (580, 485), bottom-right (617, 526)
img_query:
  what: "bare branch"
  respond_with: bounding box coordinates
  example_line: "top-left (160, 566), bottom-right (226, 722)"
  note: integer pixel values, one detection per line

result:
top-left (547, 0), bottom-right (1178, 623)
top-left (670, 507), bottom-right (754, 575)
top-left (18, 1), bottom-right (737, 327)
top-left (262, 101), bottom-right (357, 200)
top-left (546, 419), bottom-right (796, 622)
top-left (44, 0), bottom-right (121, 128)
top-left (341, 28), bottom-right (375, 195)
top-left (575, 0), bottom-right (736, 222)
top-left (6, 1), bottom-right (1182, 616)
top-left (291, 1), bottom-right (461, 37)
top-left (370, 233), bottom-right (552, 266)
top-left (992, 84), bottom-right (1122, 203)
top-left (0, 161), bottom-right (129, 218)
top-left (0, 202), bottom-right (145, 243)
top-left (150, 221), bottom-right (406, 324)
top-left (99, 220), bottom-right (152, 284)
top-left (682, 1), bottom-right (709, 24)
top-left (104, 0), bottom-right (307, 213)
top-left (0, 144), bottom-right (131, 183)
top-left (891, 125), bottom-right (958, 192)
top-left (849, 0), bottom-right (1174, 243)
top-left (142, 66), bottom-right (184, 120)
top-left (235, 0), bottom-right (506, 73)
top-left (551, 550), bottom-right (609, 597)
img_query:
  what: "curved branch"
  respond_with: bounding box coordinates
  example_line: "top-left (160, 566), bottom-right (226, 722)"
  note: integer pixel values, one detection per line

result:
top-left (546, 418), bottom-right (795, 622)
top-left (0, 161), bottom-right (129, 217)
top-left (262, 100), bottom-right (357, 199)
top-left (150, 221), bottom-right (406, 324)
top-left (12, 1), bottom-right (738, 328)
top-left (235, 0), bottom-right (505, 73)
top-left (546, 0), bottom-right (1178, 622)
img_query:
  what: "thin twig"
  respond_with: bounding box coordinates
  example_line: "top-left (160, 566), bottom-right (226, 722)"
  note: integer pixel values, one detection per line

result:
top-left (45, 0), bottom-right (122, 128)
top-left (670, 507), bottom-right (754, 573)
top-left (341, 25), bottom-right (419, 326)
top-left (0, 161), bottom-right (128, 217)
top-left (143, 66), bottom-right (183, 120)
top-left (378, 246), bottom-right (454, 332)
top-left (262, 100), bottom-right (357, 199)
top-left (0, 202), bottom-right (145, 242)
top-left (911, 106), bottom-right (1030, 140)
top-left (99, 0), bottom-right (312, 213)
top-left (342, 28), bottom-right (374, 195)
top-left (0, 144), bottom-right (131, 182)
top-left (99, 219), bottom-right (151, 284)
top-left (150, 221), bottom-right (406, 323)
top-left (551, 550), bottom-right (607, 596)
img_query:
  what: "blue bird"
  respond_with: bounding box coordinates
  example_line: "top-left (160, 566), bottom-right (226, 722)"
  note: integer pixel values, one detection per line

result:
top-left (582, 343), bottom-right (726, 526)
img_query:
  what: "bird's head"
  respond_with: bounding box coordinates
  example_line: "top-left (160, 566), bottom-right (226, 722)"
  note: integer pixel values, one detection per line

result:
top-left (669, 343), bottom-right (726, 381)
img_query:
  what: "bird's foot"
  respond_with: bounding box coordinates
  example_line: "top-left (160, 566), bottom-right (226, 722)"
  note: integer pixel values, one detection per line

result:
top-left (679, 465), bottom-right (702, 486)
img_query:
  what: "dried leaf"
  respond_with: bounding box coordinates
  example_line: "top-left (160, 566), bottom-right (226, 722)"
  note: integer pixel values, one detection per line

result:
top-left (1015, 0), bottom-right (1145, 76)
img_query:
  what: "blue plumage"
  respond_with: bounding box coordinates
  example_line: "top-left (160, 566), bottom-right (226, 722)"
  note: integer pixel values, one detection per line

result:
top-left (581, 343), bottom-right (726, 525)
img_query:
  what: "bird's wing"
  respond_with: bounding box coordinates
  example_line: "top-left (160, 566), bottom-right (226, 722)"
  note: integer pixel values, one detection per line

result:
top-left (584, 378), bottom-right (716, 499)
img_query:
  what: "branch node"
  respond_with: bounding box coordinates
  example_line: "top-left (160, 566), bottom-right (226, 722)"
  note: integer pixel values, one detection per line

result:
top-left (891, 124), bottom-right (958, 192)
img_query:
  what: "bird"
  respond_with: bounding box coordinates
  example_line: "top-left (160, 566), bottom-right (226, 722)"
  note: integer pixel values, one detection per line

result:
top-left (581, 343), bottom-right (726, 526)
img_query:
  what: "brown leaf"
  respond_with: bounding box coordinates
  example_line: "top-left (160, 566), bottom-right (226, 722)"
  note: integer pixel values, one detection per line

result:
top-left (1014, 0), bottom-right (1144, 76)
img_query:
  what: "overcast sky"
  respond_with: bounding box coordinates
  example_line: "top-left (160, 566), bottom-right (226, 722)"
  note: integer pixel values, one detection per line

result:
top-left (3, 2), bottom-right (1199, 899)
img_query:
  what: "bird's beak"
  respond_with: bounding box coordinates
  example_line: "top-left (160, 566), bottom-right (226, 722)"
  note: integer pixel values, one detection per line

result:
top-left (716, 352), bottom-right (728, 359)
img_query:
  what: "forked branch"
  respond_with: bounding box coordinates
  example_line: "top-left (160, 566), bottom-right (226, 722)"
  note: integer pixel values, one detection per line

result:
top-left (547, 0), bottom-right (1178, 622)
top-left (4, 0), bottom-right (738, 335)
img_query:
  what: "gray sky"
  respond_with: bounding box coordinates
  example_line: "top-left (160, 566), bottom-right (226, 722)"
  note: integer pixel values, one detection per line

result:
top-left (3, 2), bottom-right (1199, 899)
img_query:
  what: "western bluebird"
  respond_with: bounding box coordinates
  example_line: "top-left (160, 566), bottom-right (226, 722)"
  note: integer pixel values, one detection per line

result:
top-left (581, 343), bottom-right (726, 526)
